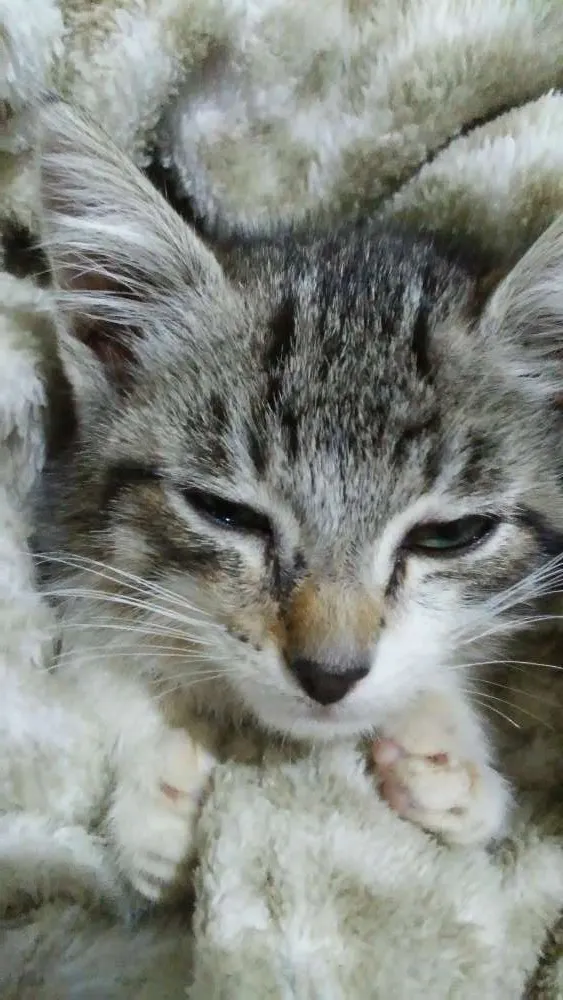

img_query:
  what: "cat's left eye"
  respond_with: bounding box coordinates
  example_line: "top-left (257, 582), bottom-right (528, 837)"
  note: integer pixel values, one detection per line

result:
top-left (403, 514), bottom-right (498, 556)
top-left (181, 487), bottom-right (273, 540)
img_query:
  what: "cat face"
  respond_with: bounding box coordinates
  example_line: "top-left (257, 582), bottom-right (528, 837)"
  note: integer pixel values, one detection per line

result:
top-left (39, 102), bottom-right (563, 740)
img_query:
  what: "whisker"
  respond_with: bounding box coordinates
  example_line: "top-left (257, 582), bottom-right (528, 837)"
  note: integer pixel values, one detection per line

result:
top-left (54, 642), bottom-right (187, 661)
top-left (40, 587), bottom-right (219, 637)
top-left (451, 553), bottom-right (563, 650)
top-left (483, 659), bottom-right (563, 674)
top-left (486, 569), bottom-right (563, 608)
top-left (485, 553), bottom-right (563, 610)
top-left (35, 551), bottom-right (209, 616)
top-left (60, 622), bottom-right (195, 641)
top-left (448, 658), bottom-right (563, 674)
top-left (461, 613), bottom-right (563, 648)
top-left (469, 695), bottom-right (521, 729)
top-left (504, 661), bottom-right (563, 676)
top-left (152, 675), bottom-right (228, 701)
top-left (476, 678), bottom-right (561, 710)
top-left (54, 651), bottom-right (234, 670)
top-left (468, 690), bottom-right (552, 729)
top-left (151, 665), bottom-right (240, 685)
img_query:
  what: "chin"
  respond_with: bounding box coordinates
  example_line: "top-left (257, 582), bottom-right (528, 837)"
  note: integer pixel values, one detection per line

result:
top-left (236, 683), bottom-right (375, 743)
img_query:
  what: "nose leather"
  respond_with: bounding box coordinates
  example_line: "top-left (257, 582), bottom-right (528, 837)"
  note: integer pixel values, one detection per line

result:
top-left (288, 657), bottom-right (369, 706)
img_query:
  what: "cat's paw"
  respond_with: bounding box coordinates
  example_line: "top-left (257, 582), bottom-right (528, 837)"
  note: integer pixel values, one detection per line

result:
top-left (372, 694), bottom-right (510, 846)
top-left (110, 729), bottom-right (216, 900)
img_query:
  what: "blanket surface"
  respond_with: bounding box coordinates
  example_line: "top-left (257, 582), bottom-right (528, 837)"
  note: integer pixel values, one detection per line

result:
top-left (1, 1), bottom-right (563, 997)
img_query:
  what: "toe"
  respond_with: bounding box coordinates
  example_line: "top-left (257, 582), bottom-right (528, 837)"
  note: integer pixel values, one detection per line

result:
top-left (372, 737), bottom-right (403, 769)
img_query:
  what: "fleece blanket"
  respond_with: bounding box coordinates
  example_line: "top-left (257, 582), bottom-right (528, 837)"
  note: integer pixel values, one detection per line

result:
top-left (1, 1), bottom-right (563, 997)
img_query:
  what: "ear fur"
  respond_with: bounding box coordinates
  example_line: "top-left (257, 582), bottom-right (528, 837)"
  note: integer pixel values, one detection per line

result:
top-left (37, 99), bottom-right (224, 390)
top-left (480, 214), bottom-right (563, 399)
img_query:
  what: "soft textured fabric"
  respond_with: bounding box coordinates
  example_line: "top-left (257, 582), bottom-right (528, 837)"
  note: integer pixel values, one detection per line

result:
top-left (1, 1), bottom-right (563, 996)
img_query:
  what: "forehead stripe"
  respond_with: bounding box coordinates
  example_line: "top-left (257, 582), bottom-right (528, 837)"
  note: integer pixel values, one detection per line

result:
top-left (102, 462), bottom-right (160, 510)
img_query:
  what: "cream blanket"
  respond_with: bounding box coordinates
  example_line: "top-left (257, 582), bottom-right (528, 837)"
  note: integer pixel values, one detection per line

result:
top-left (1, 1), bottom-right (563, 996)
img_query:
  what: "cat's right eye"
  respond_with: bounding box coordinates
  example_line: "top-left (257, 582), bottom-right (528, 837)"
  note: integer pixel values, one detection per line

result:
top-left (181, 487), bottom-right (273, 540)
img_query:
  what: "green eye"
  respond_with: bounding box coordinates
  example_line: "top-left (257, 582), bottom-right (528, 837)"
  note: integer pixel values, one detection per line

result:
top-left (404, 515), bottom-right (498, 555)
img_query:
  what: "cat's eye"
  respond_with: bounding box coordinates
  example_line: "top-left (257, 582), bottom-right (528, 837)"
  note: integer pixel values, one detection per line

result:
top-left (403, 515), bottom-right (498, 556)
top-left (182, 487), bottom-right (273, 539)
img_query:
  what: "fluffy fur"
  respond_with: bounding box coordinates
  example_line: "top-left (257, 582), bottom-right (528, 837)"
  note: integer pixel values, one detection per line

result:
top-left (1, 100), bottom-right (558, 914)
top-left (1, 1), bottom-right (563, 996)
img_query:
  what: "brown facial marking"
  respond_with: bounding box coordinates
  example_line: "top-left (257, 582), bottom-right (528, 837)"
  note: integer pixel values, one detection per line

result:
top-left (278, 577), bottom-right (382, 662)
top-left (266, 606), bottom-right (288, 652)
top-left (228, 593), bottom-right (284, 652)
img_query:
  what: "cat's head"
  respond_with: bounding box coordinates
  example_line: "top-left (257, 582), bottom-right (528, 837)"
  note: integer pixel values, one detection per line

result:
top-left (38, 101), bottom-right (563, 739)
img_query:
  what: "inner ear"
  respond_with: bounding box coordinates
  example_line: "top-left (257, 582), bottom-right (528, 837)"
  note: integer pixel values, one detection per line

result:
top-left (64, 268), bottom-right (142, 390)
top-left (38, 99), bottom-right (226, 393)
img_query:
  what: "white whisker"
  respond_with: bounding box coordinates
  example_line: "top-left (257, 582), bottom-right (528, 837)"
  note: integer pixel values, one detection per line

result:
top-left (60, 622), bottom-right (194, 641)
top-left (470, 690), bottom-right (553, 729)
top-left (461, 613), bottom-right (563, 648)
top-left (449, 658), bottom-right (563, 673)
top-left (152, 674), bottom-right (228, 701)
top-left (504, 661), bottom-right (563, 675)
top-left (469, 695), bottom-right (521, 729)
top-left (54, 642), bottom-right (185, 661)
top-left (54, 651), bottom-right (233, 670)
top-left (41, 587), bottom-right (218, 637)
top-left (477, 678), bottom-right (560, 710)
top-left (35, 551), bottom-right (209, 616)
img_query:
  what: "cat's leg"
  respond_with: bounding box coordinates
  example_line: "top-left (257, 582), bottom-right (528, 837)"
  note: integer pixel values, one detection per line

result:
top-left (372, 690), bottom-right (511, 845)
top-left (108, 721), bottom-right (215, 900)
top-left (86, 669), bottom-right (216, 900)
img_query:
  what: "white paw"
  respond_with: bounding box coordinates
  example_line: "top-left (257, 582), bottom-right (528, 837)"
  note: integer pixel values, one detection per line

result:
top-left (110, 729), bottom-right (216, 900)
top-left (372, 695), bottom-right (510, 846)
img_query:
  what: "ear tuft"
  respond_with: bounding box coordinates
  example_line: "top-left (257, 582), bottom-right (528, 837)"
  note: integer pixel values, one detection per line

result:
top-left (481, 214), bottom-right (563, 398)
top-left (38, 99), bottom-right (221, 292)
top-left (37, 99), bottom-right (223, 385)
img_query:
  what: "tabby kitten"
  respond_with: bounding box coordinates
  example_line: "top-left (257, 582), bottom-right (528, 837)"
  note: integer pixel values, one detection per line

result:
top-left (31, 100), bottom-right (563, 898)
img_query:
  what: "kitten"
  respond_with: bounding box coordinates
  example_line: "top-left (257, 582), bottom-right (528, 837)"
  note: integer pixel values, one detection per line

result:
top-left (15, 99), bottom-right (563, 899)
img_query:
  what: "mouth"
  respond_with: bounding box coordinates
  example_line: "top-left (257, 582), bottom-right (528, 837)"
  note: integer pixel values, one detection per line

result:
top-left (229, 647), bottom-right (373, 741)
top-left (307, 701), bottom-right (339, 721)
top-left (242, 683), bottom-right (370, 741)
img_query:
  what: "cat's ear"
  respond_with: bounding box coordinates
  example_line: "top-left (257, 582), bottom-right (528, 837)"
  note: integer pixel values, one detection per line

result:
top-left (479, 215), bottom-right (563, 401)
top-left (38, 99), bottom-right (224, 400)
